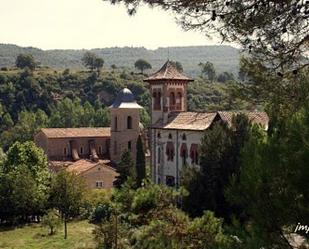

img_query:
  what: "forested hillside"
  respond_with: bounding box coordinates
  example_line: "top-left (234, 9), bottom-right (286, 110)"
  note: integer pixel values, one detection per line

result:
top-left (0, 66), bottom-right (251, 150)
top-left (0, 44), bottom-right (240, 76)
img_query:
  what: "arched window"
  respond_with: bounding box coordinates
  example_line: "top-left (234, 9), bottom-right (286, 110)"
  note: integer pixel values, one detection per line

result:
top-left (177, 92), bottom-right (182, 110)
top-left (169, 92), bottom-right (176, 110)
top-left (166, 176), bottom-right (175, 187)
top-left (166, 142), bottom-right (175, 161)
top-left (180, 143), bottom-right (188, 165)
top-left (168, 133), bottom-right (172, 139)
top-left (127, 116), bottom-right (132, 129)
top-left (182, 133), bottom-right (186, 140)
top-left (157, 132), bottom-right (161, 139)
top-left (114, 116), bottom-right (118, 131)
top-left (153, 90), bottom-right (161, 110)
top-left (190, 144), bottom-right (199, 165)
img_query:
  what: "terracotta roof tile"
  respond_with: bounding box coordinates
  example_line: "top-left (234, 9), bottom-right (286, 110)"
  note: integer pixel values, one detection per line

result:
top-left (152, 111), bottom-right (269, 131)
top-left (66, 159), bottom-right (114, 175)
top-left (40, 127), bottom-right (111, 138)
top-left (152, 112), bottom-right (217, 131)
top-left (218, 111), bottom-right (269, 129)
top-left (144, 60), bottom-right (193, 82)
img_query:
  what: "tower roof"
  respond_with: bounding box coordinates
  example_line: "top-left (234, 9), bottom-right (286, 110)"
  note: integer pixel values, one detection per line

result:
top-left (144, 60), bottom-right (193, 82)
top-left (109, 88), bottom-right (143, 109)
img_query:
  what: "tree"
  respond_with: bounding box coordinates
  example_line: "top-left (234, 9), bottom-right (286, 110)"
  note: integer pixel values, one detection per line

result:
top-left (217, 72), bottom-right (234, 83)
top-left (134, 59), bottom-right (152, 74)
top-left (82, 52), bottom-right (104, 72)
top-left (49, 170), bottom-right (87, 239)
top-left (95, 180), bottom-right (232, 249)
top-left (226, 105), bottom-right (309, 248)
top-left (199, 62), bottom-right (216, 82)
top-left (182, 115), bottom-right (251, 220)
top-left (42, 209), bottom-right (61, 235)
top-left (135, 135), bottom-right (146, 187)
top-left (114, 150), bottom-right (135, 187)
top-left (94, 57), bottom-right (104, 74)
top-left (4, 141), bottom-right (49, 187)
top-left (15, 54), bottom-right (36, 70)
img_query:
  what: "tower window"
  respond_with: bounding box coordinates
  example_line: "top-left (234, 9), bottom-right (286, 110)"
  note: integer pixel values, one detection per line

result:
top-left (127, 116), bottom-right (132, 129)
top-left (80, 147), bottom-right (83, 155)
top-left (177, 92), bottom-right (182, 110)
top-left (98, 146), bottom-right (102, 155)
top-left (169, 92), bottom-right (176, 110)
top-left (114, 116), bottom-right (118, 131)
top-left (128, 141), bottom-right (132, 151)
top-left (168, 133), bottom-right (172, 139)
top-left (64, 147), bottom-right (67, 156)
top-left (157, 132), bottom-right (161, 139)
top-left (153, 90), bottom-right (161, 110)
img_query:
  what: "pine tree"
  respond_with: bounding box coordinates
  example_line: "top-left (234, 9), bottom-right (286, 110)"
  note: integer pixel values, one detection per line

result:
top-left (135, 135), bottom-right (146, 187)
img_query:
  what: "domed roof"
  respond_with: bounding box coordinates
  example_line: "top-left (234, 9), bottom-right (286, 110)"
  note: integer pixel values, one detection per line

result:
top-left (109, 88), bottom-right (143, 109)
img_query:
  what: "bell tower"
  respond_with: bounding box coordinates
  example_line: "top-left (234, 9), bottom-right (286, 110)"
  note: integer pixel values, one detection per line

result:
top-left (144, 60), bottom-right (193, 125)
top-left (109, 88), bottom-right (143, 163)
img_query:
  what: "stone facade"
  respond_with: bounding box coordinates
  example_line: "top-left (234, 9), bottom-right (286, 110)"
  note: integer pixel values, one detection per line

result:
top-left (144, 61), bottom-right (269, 187)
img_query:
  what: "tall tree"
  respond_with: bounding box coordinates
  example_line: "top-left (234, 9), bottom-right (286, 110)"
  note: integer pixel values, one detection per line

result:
top-left (114, 150), bottom-right (135, 187)
top-left (15, 54), bottom-right (36, 71)
top-left (135, 135), bottom-right (146, 187)
top-left (134, 59), bottom-right (152, 74)
top-left (49, 170), bottom-right (87, 239)
top-left (199, 62), bottom-right (216, 82)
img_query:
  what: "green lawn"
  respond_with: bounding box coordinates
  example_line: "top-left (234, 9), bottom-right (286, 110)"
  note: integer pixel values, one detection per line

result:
top-left (0, 220), bottom-right (96, 249)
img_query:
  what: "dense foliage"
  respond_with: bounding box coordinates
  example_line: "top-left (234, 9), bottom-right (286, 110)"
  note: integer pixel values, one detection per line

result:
top-left (94, 179), bottom-right (233, 249)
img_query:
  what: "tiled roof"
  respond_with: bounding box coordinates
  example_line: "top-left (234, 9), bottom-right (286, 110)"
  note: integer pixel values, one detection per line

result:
top-left (152, 112), bottom-right (217, 131)
top-left (144, 60), bottom-right (193, 82)
top-left (66, 159), bottom-right (114, 175)
top-left (218, 111), bottom-right (269, 129)
top-left (152, 111), bottom-right (269, 131)
top-left (109, 88), bottom-right (143, 109)
top-left (40, 127), bottom-right (111, 138)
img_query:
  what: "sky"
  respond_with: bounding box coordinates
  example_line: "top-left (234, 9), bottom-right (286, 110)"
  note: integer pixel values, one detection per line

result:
top-left (0, 0), bottom-right (225, 50)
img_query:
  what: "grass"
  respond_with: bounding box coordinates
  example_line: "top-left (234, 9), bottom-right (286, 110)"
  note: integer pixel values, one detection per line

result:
top-left (0, 220), bottom-right (96, 249)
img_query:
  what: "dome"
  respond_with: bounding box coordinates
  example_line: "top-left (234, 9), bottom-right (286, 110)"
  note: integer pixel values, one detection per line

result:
top-left (109, 88), bottom-right (143, 109)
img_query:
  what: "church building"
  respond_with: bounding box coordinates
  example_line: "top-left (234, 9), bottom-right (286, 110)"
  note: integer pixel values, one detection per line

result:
top-left (35, 60), bottom-right (269, 189)
top-left (144, 61), bottom-right (269, 187)
top-left (35, 88), bottom-right (144, 189)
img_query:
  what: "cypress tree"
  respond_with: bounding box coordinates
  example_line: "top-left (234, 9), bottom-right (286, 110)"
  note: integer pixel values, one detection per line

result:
top-left (135, 135), bottom-right (146, 187)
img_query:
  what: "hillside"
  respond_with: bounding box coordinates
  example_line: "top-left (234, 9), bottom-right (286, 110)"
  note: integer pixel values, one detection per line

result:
top-left (0, 44), bottom-right (241, 76)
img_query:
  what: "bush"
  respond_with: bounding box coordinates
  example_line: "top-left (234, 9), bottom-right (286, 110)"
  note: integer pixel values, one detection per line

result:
top-left (41, 209), bottom-right (61, 235)
top-left (90, 203), bottom-right (113, 224)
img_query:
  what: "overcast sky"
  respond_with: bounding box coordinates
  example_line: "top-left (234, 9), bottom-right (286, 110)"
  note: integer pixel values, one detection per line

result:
top-left (0, 0), bottom-right (226, 50)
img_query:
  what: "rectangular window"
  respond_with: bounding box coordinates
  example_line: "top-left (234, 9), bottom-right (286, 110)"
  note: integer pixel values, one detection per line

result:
top-left (64, 147), bottom-right (67, 156)
top-left (96, 181), bottom-right (103, 188)
top-left (128, 141), bottom-right (132, 151)
top-left (80, 147), bottom-right (83, 155)
top-left (114, 117), bottom-right (118, 131)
